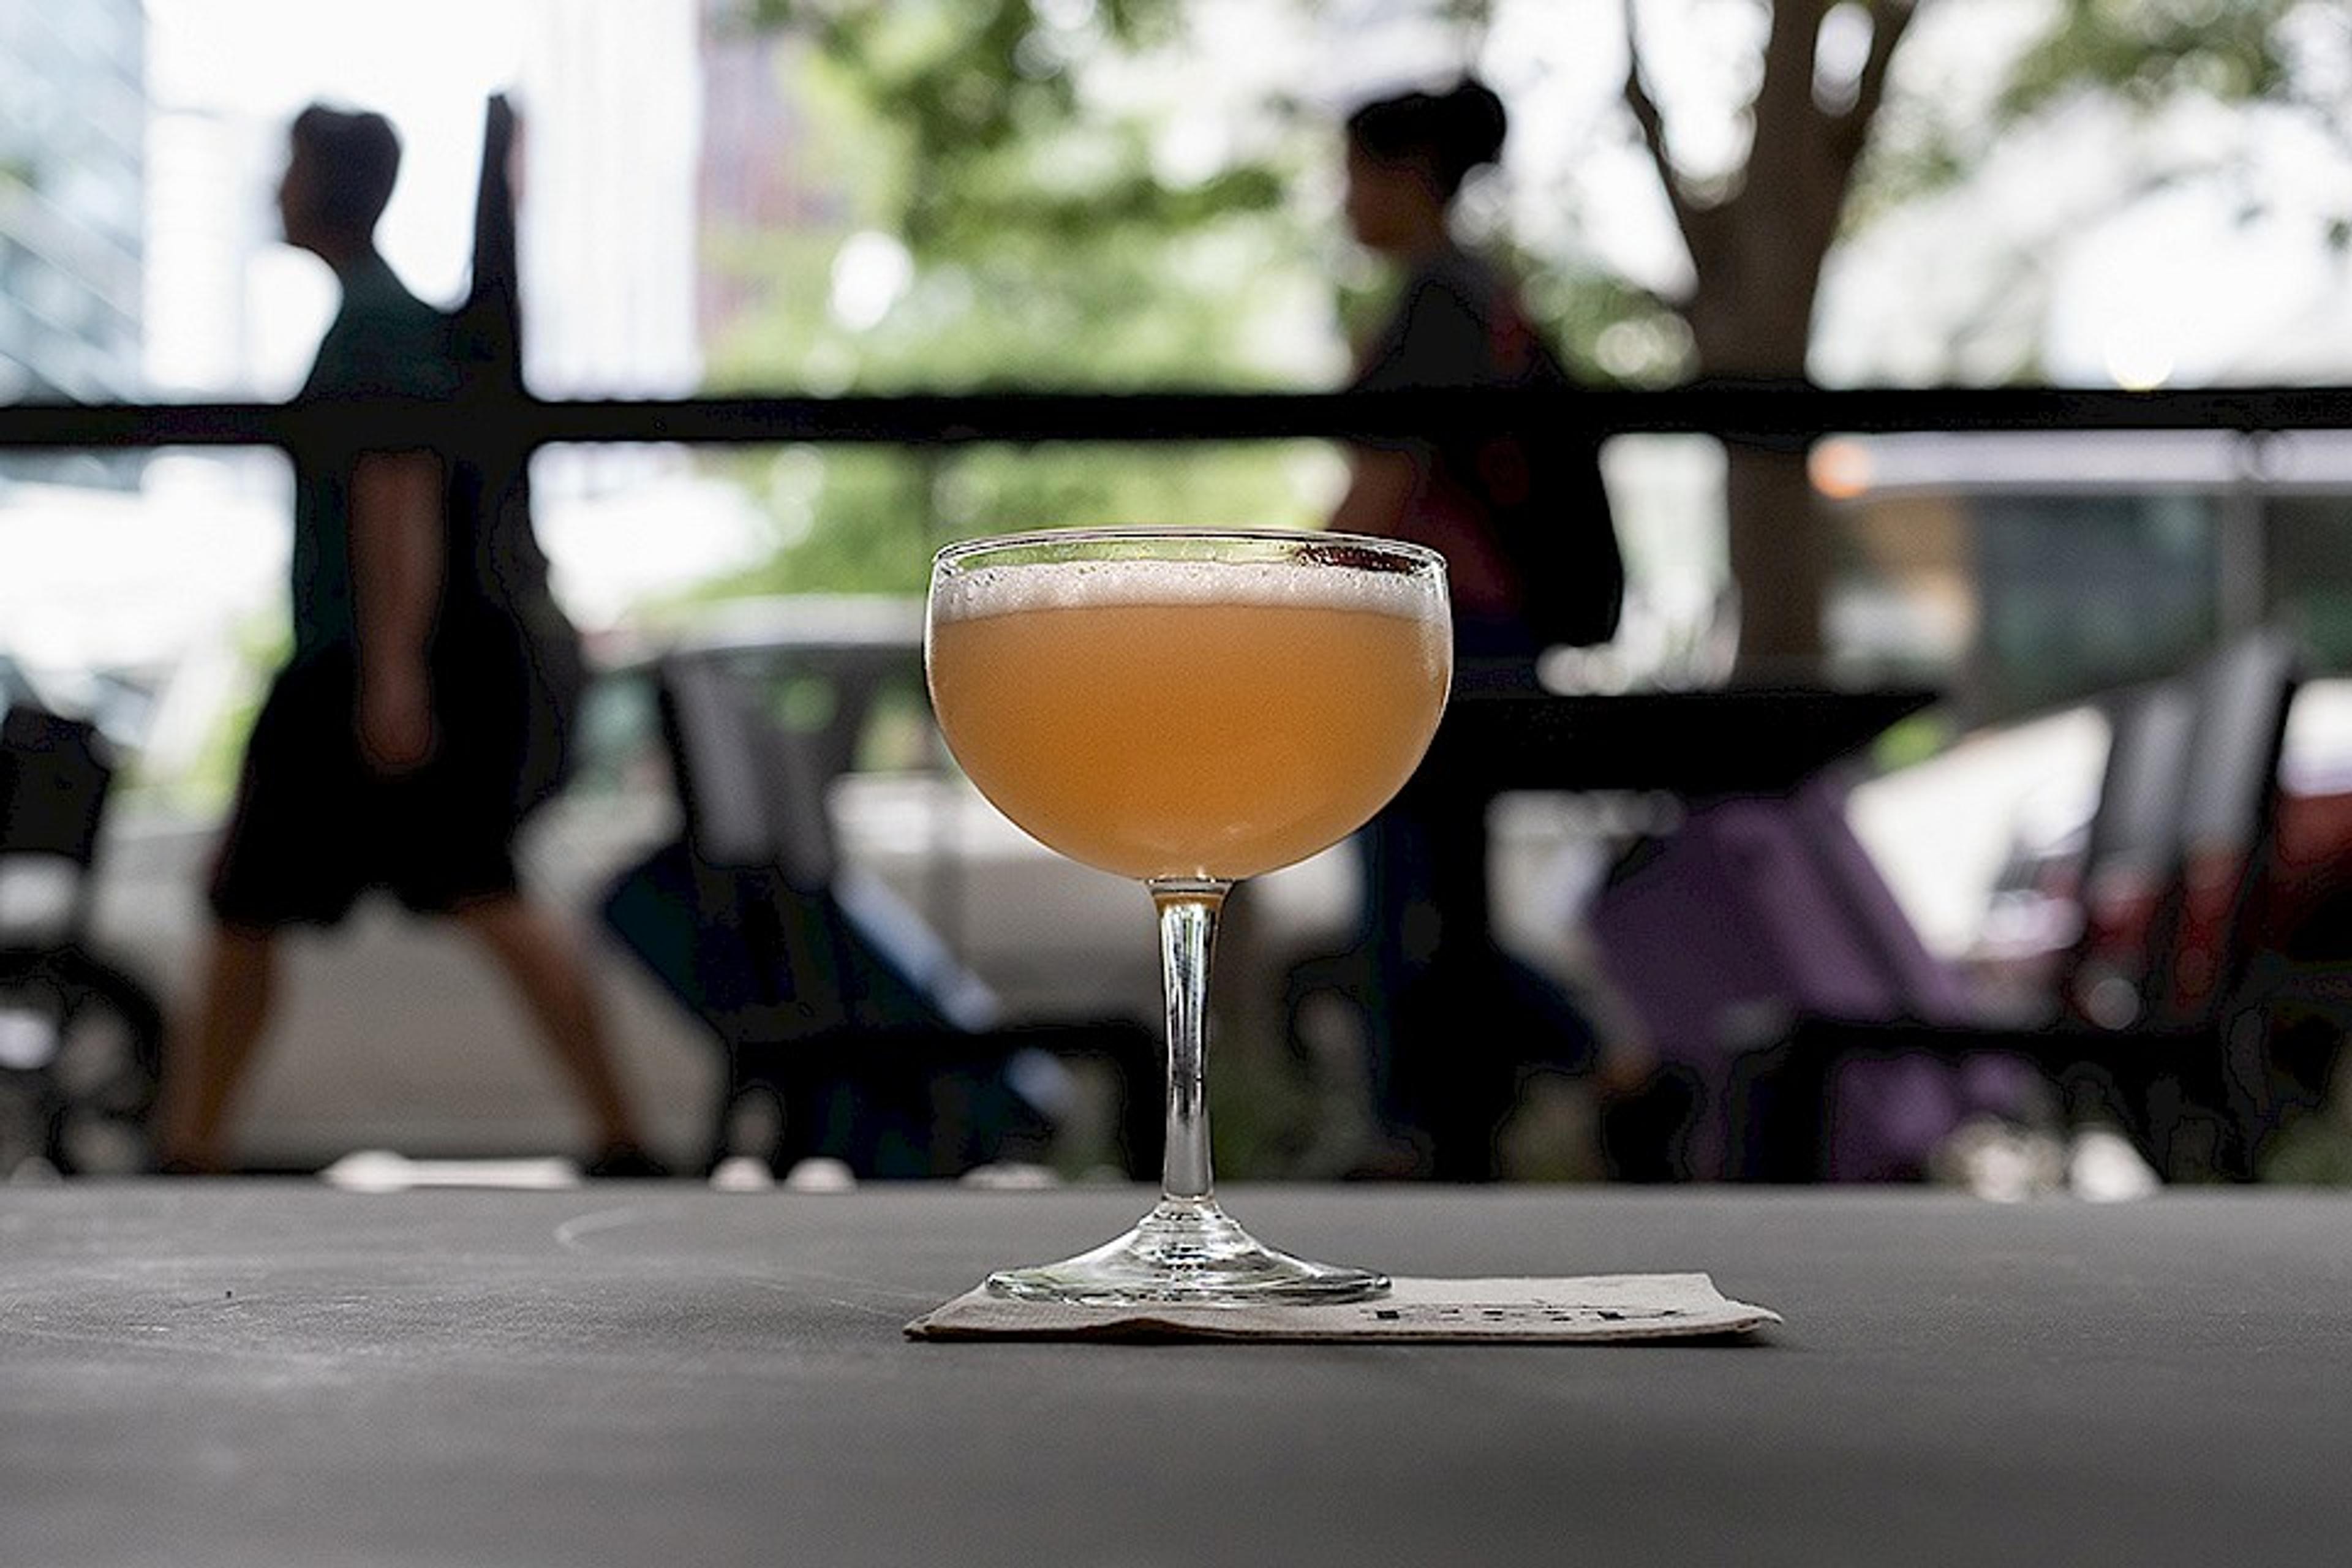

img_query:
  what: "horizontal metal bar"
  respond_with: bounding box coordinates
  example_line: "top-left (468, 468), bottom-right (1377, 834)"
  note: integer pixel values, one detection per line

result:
top-left (0, 383), bottom-right (2348, 452)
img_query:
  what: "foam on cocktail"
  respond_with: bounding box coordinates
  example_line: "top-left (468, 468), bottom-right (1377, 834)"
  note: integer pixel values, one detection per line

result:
top-left (932, 557), bottom-right (1441, 625)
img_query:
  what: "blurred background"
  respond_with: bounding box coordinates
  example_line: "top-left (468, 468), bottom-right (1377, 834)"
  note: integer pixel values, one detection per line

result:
top-left (4, 0), bottom-right (2351, 1180)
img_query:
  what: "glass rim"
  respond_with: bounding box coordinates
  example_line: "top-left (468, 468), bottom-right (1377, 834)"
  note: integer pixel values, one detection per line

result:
top-left (929, 526), bottom-right (1448, 575)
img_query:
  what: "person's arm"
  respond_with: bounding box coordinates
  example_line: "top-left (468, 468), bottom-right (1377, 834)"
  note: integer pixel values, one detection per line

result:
top-left (1333, 266), bottom-right (1484, 538)
top-left (1329, 446), bottom-right (1419, 537)
top-left (349, 449), bottom-right (445, 772)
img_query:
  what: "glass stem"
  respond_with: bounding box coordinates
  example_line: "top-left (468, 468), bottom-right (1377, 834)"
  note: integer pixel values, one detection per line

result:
top-left (1150, 878), bottom-right (1229, 1206)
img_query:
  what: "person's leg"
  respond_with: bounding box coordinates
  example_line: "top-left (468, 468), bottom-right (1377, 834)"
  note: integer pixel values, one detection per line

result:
top-left (1358, 805), bottom-right (1432, 1135)
top-left (449, 892), bottom-right (651, 1159)
top-left (155, 922), bottom-right (281, 1172)
top-left (173, 654), bottom-right (362, 1170)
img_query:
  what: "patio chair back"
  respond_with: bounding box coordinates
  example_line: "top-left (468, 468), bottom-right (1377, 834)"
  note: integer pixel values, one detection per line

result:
top-left (0, 705), bottom-right (162, 1174)
top-left (660, 653), bottom-right (837, 894)
top-left (606, 653), bottom-right (1158, 1178)
top-left (2061, 679), bottom-right (2199, 1029)
top-left (1724, 628), bottom-right (2302, 1182)
top-left (2149, 627), bottom-right (2300, 1028)
top-left (0, 706), bottom-right (113, 944)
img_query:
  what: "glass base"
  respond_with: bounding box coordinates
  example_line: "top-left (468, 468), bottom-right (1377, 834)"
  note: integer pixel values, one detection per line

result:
top-left (984, 1197), bottom-right (1389, 1305)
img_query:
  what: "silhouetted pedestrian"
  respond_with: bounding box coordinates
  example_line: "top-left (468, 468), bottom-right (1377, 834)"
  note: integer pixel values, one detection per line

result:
top-left (155, 102), bottom-right (659, 1176)
top-left (1329, 79), bottom-right (1623, 1178)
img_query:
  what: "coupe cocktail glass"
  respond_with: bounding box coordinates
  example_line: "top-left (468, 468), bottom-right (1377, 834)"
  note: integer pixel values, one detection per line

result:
top-left (926, 528), bottom-right (1452, 1303)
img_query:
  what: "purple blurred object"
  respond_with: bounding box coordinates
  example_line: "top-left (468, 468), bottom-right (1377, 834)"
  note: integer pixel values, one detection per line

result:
top-left (1591, 772), bottom-right (2023, 1179)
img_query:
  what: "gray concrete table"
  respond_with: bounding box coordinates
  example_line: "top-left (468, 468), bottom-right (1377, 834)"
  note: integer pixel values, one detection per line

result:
top-left (6, 1184), bottom-right (2352, 1567)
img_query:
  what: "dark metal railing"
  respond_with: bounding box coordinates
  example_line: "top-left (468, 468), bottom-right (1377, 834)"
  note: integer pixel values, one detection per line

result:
top-left (0, 382), bottom-right (2348, 453)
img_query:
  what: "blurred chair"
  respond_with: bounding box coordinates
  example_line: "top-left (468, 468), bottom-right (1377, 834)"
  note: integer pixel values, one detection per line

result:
top-left (0, 704), bottom-right (165, 1174)
top-left (1726, 628), bottom-right (2301, 1182)
top-left (1590, 765), bottom-right (1981, 1182)
top-left (601, 654), bottom-right (1160, 1179)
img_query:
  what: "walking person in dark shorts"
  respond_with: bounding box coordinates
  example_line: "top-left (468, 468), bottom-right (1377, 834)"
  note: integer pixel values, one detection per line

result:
top-left (154, 104), bottom-right (659, 1175)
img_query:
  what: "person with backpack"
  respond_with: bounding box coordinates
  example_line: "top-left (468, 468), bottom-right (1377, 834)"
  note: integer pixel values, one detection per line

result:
top-left (154, 102), bottom-right (660, 1177)
top-left (1325, 79), bottom-right (1629, 1178)
top-left (1332, 77), bottom-right (1623, 687)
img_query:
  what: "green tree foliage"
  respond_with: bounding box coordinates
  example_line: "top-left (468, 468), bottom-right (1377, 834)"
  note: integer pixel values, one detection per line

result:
top-left (2001, 0), bottom-right (2303, 113)
top-left (692, 0), bottom-right (1335, 598)
top-left (1853, 0), bottom-right (2324, 236)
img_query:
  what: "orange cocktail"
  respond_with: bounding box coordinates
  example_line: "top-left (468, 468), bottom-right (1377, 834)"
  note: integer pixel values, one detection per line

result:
top-left (927, 565), bottom-right (1450, 881)
top-left (926, 529), bottom-right (1452, 1306)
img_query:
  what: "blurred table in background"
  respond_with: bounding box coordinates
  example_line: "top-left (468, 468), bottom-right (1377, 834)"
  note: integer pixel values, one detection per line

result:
top-left (5, 1183), bottom-right (2349, 1567)
top-left (1423, 684), bottom-right (1942, 797)
top-left (1403, 685), bottom-right (1943, 968)
top-left (1368, 686), bottom-right (1944, 1180)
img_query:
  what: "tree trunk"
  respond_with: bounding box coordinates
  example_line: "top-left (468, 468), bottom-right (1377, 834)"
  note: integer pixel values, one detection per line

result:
top-left (1626, 0), bottom-right (1924, 673)
top-left (1686, 242), bottom-right (1833, 673)
top-left (1690, 281), bottom-right (1833, 673)
top-left (1722, 443), bottom-right (1825, 674)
